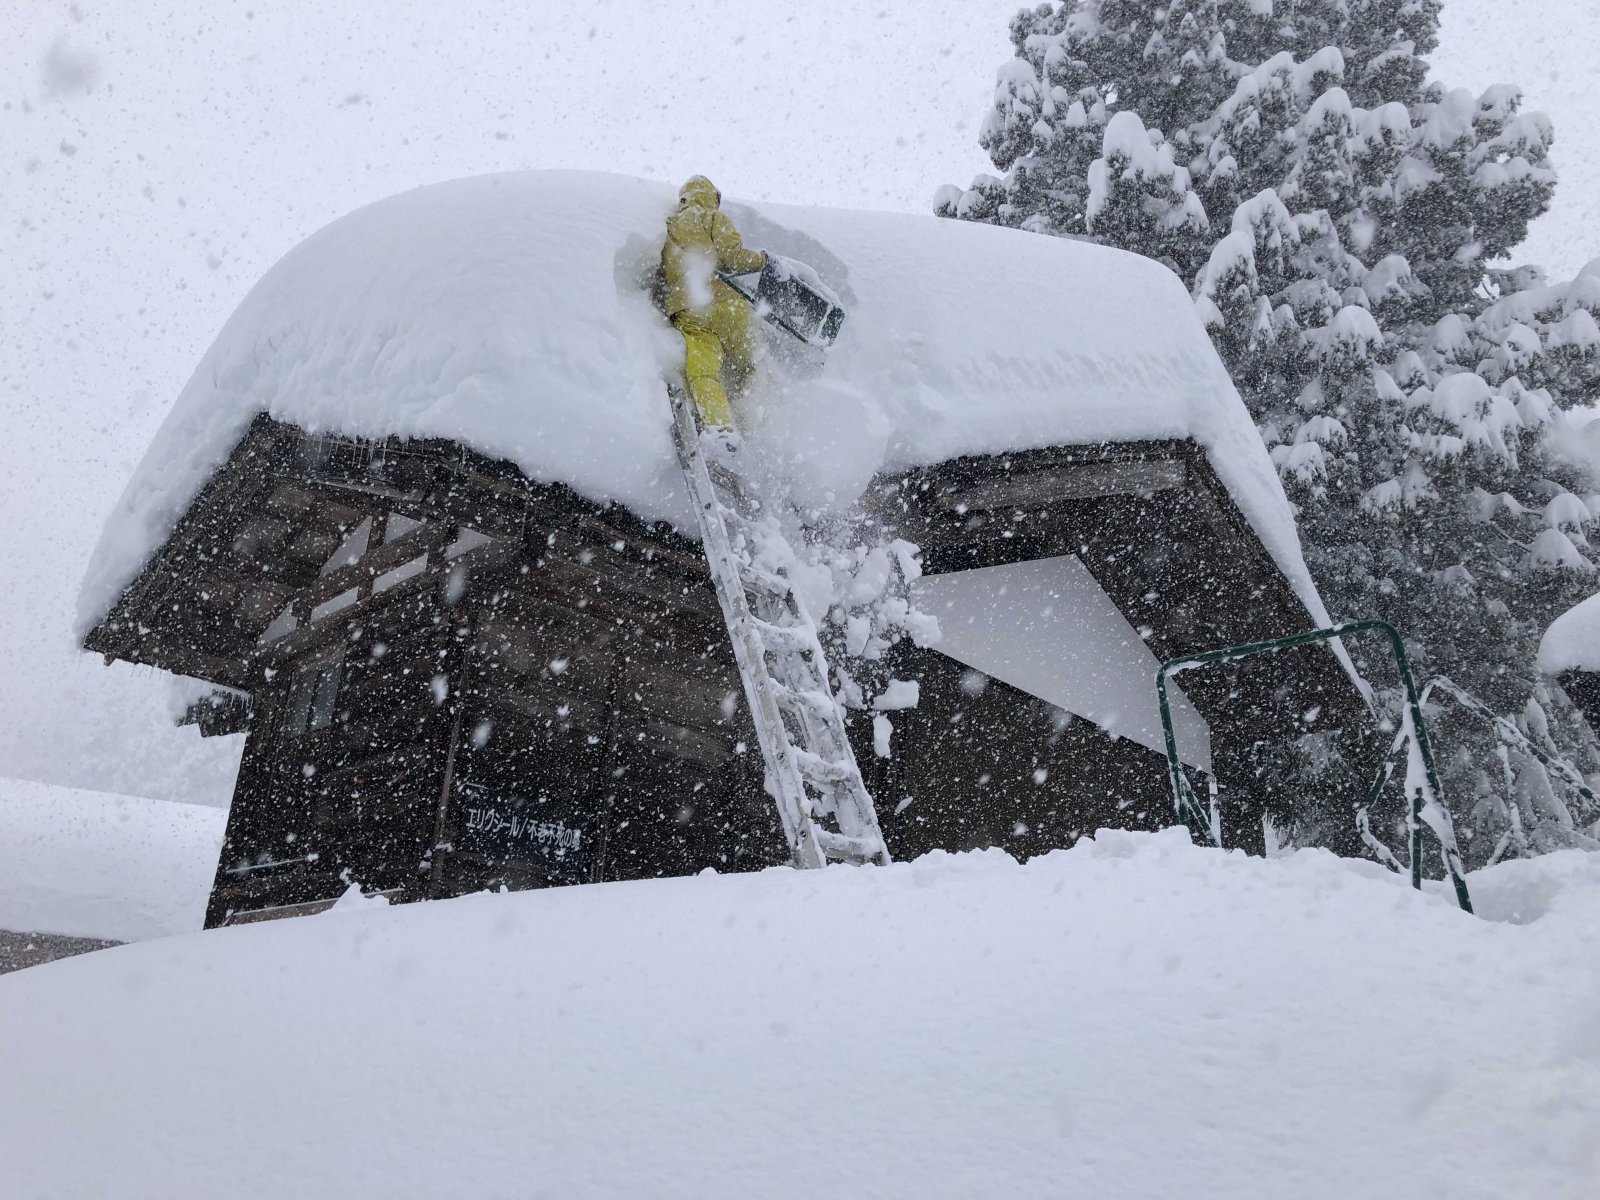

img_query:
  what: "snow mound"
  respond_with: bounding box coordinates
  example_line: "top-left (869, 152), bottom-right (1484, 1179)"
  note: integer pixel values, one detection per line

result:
top-left (2, 831), bottom-right (1596, 1197)
top-left (0, 777), bottom-right (224, 942)
top-left (79, 170), bottom-right (1326, 635)
top-left (1540, 592), bottom-right (1600, 674)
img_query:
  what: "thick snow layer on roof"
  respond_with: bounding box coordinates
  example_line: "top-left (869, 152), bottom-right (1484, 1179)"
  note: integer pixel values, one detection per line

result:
top-left (78, 170), bottom-right (1327, 634)
top-left (0, 777), bottom-right (223, 942)
top-left (1540, 593), bottom-right (1600, 674)
top-left (2, 834), bottom-right (1598, 1197)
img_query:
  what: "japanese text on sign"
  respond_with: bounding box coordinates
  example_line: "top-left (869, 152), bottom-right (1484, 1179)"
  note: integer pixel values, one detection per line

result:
top-left (463, 804), bottom-right (583, 855)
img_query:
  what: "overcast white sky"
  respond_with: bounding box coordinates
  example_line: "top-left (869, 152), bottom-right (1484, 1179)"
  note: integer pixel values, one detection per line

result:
top-left (2, 0), bottom-right (1595, 804)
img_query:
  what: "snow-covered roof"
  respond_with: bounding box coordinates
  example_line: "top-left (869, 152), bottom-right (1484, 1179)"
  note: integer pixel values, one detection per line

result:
top-left (1540, 593), bottom-right (1600, 674)
top-left (78, 170), bottom-right (1328, 635)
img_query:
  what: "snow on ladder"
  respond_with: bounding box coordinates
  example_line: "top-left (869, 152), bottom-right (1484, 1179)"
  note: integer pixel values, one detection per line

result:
top-left (667, 386), bottom-right (890, 870)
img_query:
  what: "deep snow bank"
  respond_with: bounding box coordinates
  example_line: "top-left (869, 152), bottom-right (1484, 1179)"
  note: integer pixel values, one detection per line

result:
top-left (0, 777), bottom-right (223, 941)
top-left (79, 170), bottom-right (1325, 636)
top-left (2, 831), bottom-right (1596, 1199)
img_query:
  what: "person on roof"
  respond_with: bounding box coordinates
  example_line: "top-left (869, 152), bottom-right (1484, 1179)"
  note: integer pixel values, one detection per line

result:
top-left (660, 175), bottom-right (769, 430)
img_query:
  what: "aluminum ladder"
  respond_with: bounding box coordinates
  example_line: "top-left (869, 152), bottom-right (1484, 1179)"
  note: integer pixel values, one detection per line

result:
top-left (668, 387), bottom-right (890, 869)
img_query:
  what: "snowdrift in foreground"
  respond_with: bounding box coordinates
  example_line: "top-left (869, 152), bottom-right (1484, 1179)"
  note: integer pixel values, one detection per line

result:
top-left (0, 777), bottom-right (223, 941)
top-left (79, 170), bottom-right (1325, 636)
top-left (3, 832), bottom-right (1597, 1199)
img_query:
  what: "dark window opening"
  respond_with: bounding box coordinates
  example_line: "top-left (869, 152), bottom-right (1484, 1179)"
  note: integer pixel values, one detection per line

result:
top-left (285, 652), bottom-right (344, 736)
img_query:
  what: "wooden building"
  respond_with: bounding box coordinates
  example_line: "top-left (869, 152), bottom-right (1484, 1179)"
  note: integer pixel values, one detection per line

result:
top-left (86, 414), bottom-right (1359, 926)
top-left (77, 171), bottom-right (1368, 925)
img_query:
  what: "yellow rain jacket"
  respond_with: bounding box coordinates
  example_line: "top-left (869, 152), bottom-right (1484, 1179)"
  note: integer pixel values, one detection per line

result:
top-left (660, 176), bottom-right (768, 316)
top-left (661, 176), bottom-right (768, 427)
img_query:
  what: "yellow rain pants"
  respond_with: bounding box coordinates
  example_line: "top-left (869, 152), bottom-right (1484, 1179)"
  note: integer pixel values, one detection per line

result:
top-left (672, 292), bottom-right (757, 428)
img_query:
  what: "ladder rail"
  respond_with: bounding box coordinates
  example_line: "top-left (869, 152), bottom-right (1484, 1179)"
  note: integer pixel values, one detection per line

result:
top-left (739, 519), bottom-right (884, 842)
top-left (670, 393), bottom-right (826, 867)
top-left (667, 387), bottom-right (889, 869)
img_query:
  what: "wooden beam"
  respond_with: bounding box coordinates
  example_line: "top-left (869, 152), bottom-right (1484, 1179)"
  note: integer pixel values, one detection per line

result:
top-left (293, 519), bottom-right (459, 615)
top-left (249, 542), bottom-right (521, 668)
top-left (573, 513), bottom-right (710, 577)
top-left (935, 459), bottom-right (1188, 514)
top-left (86, 627), bottom-right (253, 691)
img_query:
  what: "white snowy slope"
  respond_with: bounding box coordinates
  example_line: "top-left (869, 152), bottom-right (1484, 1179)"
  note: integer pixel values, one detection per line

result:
top-left (1, 832), bottom-right (1596, 1199)
top-left (0, 777), bottom-right (223, 942)
top-left (1540, 593), bottom-right (1600, 675)
top-left (78, 170), bottom-right (1328, 640)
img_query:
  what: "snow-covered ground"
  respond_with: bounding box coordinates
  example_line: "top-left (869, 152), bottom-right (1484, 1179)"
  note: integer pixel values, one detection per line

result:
top-left (2, 831), bottom-right (1596, 1198)
top-left (0, 777), bottom-right (222, 941)
top-left (5, 0), bottom-right (1598, 807)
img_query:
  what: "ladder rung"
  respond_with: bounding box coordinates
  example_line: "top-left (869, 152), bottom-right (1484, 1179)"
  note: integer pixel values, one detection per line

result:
top-left (739, 566), bottom-right (794, 598)
top-left (732, 615), bottom-right (818, 676)
top-left (706, 460), bottom-right (743, 488)
top-left (814, 828), bottom-right (886, 863)
top-left (763, 649), bottom-right (830, 699)
top-left (714, 499), bottom-right (750, 528)
top-left (773, 685), bottom-right (837, 718)
top-left (794, 749), bottom-right (853, 786)
top-left (750, 617), bottom-right (814, 648)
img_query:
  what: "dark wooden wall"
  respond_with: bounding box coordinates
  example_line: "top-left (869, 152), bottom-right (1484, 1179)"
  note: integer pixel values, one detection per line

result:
top-left (205, 486), bottom-right (787, 925)
top-left (866, 440), bottom-right (1364, 854)
top-left (90, 418), bottom-right (1356, 925)
top-left (856, 647), bottom-right (1174, 861)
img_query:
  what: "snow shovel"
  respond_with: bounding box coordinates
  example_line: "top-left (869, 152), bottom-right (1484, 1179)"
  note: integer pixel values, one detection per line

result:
top-left (718, 256), bottom-right (846, 348)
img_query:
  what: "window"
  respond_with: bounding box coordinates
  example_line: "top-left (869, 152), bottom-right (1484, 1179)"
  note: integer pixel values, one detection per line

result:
top-left (284, 651), bottom-right (344, 736)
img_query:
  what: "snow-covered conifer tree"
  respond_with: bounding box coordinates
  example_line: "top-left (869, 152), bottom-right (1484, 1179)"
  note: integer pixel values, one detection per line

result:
top-left (941, 0), bottom-right (1600, 865)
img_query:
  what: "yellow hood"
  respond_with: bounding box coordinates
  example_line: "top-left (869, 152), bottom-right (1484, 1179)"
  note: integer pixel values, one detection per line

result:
top-left (678, 176), bottom-right (720, 209)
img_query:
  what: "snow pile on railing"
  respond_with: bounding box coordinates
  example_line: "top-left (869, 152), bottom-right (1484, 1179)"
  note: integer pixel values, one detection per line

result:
top-left (2, 831), bottom-right (1597, 1197)
top-left (80, 170), bottom-right (1325, 635)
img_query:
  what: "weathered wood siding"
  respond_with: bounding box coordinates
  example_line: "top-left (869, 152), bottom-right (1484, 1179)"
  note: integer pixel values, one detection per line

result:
top-left (87, 418), bottom-right (1360, 925)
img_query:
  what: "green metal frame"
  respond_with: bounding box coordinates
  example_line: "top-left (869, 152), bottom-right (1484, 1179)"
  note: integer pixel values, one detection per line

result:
top-left (1155, 619), bottom-right (1473, 914)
